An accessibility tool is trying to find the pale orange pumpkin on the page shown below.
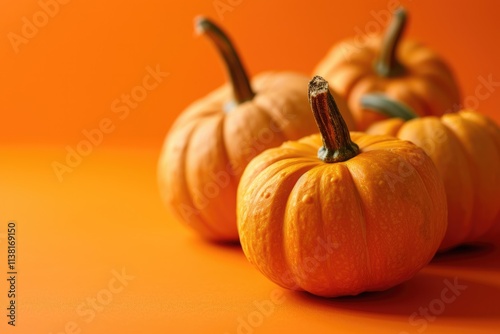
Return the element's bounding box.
[313,7,461,130]
[237,76,447,297]
[158,18,354,242]
[363,94,500,250]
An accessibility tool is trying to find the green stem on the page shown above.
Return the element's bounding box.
[360,93,418,120]
[374,7,407,77]
[195,17,254,104]
[308,76,359,163]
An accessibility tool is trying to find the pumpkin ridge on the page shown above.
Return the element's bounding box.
[256,161,317,289]
[218,112,236,177]
[418,73,459,113]
[403,51,443,67]
[250,71,276,91]
[316,167,331,285]
[441,116,498,239]
[400,152,442,265]
[334,163,375,293]
[412,65,461,108]
[167,120,223,239]
[295,134,325,152]
[376,81,422,117]
[394,137,448,246]
[260,158,320,185]
[281,169,307,291]
[169,101,223,133]
[347,154,398,289]
[170,83,236,131]
[283,165,331,293]
[342,161,373,288]
[252,95,291,140]
[261,101,295,141]
[325,56,373,76]
[348,135,398,152]
[262,147,320,166]
[405,80,438,117]
[408,57,450,70]
[281,163,327,291]
[184,113,237,239]
[251,77,307,141]
[341,69,377,102]
[404,147,448,259]
[398,40,422,59]
[346,144,444,289]
[414,119,473,249]
[461,112,500,152]
[319,41,375,73]
[439,118,477,239]
[222,102,275,170]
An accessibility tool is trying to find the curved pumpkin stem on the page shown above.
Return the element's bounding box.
[360,93,418,120]
[309,76,359,163]
[375,7,407,77]
[195,17,254,104]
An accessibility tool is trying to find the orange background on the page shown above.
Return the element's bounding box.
[1,0,499,333]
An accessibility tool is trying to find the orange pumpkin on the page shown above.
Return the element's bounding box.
[158,18,354,242]
[313,7,461,130]
[363,94,500,250]
[237,76,447,297]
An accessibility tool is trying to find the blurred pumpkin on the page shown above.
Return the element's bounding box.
[158,18,354,242]
[237,76,447,297]
[363,93,500,250]
[313,7,461,130]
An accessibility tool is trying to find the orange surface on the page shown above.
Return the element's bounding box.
[1,0,500,333]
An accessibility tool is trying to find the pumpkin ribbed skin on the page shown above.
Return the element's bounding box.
[158,72,353,241]
[366,111,500,250]
[237,132,447,296]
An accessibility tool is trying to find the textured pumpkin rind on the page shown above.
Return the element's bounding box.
[314,34,461,130]
[158,72,346,241]
[366,112,500,250]
[440,113,500,241]
[459,111,500,240]
[237,132,447,297]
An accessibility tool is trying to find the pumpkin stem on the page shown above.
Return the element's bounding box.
[361,93,418,120]
[375,7,407,77]
[309,76,359,163]
[195,17,254,104]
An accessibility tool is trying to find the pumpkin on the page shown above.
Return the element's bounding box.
[237,76,447,297]
[313,7,461,130]
[158,18,355,242]
[363,93,500,250]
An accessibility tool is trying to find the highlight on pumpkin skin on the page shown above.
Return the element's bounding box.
[195,16,254,104]
[308,76,359,163]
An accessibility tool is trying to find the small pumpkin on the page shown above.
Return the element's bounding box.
[363,94,500,250]
[313,7,461,130]
[237,76,447,297]
[158,18,355,242]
